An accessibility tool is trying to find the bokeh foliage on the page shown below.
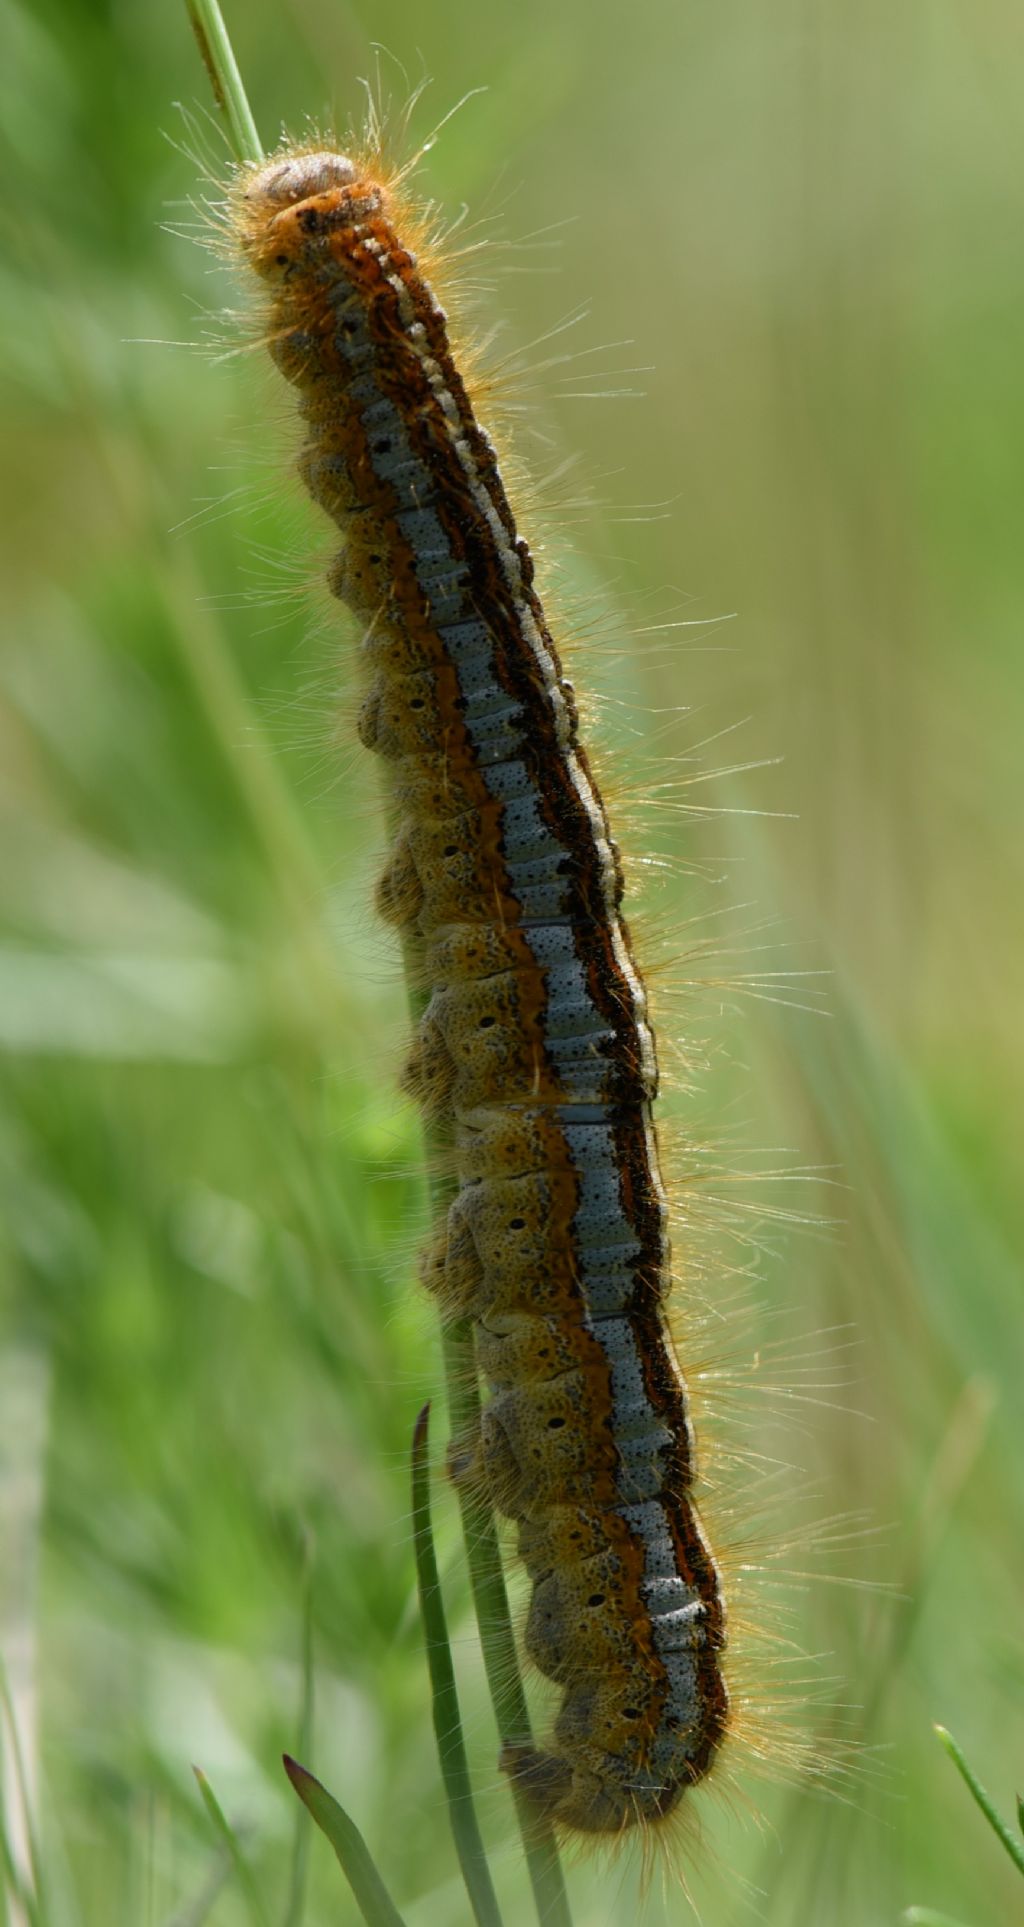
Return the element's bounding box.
[1,1,1022,1922]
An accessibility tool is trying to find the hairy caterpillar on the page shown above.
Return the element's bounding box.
[233,139,729,1839]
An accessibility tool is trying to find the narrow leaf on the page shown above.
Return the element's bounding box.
[0,1822,42,1927]
[184,0,263,164]
[283,1547,315,1927]
[0,1665,44,1927]
[162,1852,232,1927]
[282,1758,406,1927]
[411,1406,504,1927]
[934,1726,1024,1879]
[192,1768,271,1927]
[404,955,573,1927]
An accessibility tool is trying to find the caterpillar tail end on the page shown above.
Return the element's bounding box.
[501,1741,670,1836]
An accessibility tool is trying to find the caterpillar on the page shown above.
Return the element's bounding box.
[233,139,729,1838]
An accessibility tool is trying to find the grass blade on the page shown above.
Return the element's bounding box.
[282,1758,406,1927]
[283,1551,315,1927]
[903,1910,973,1927]
[184,0,263,165]
[934,1726,1024,1879]
[162,1852,232,1927]
[437,1315,573,1927]
[0,1663,44,1927]
[0,1792,9,1927]
[0,1822,41,1927]
[191,1768,270,1927]
[411,1406,504,1927]
[406,940,573,1927]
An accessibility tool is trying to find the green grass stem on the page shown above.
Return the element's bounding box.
[0,1824,41,1927]
[282,1760,407,1927]
[283,1553,316,1927]
[191,1769,271,1927]
[934,1726,1024,1880]
[163,1855,233,1927]
[185,0,263,165]
[439,1320,573,1927]
[0,1666,45,1927]
[408,965,573,1927]
[411,1405,505,1927]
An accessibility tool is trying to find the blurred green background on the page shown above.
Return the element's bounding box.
[2,2,1022,1922]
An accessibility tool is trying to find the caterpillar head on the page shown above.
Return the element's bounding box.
[238,148,386,281]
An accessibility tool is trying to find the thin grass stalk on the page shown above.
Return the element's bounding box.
[162,1853,233,1927]
[184,0,262,164]
[0,1665,44,1927]
[409,976,573,1927]
[191,1770,270,1927]
[0,1801,10,1927]
[934,1726,1024,1880]
[283,1553,315,1927]
[0,1813,41,1927]
[0,1832,37,1927]
[411,1406,504,1927]
[282,1761,407,1927]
